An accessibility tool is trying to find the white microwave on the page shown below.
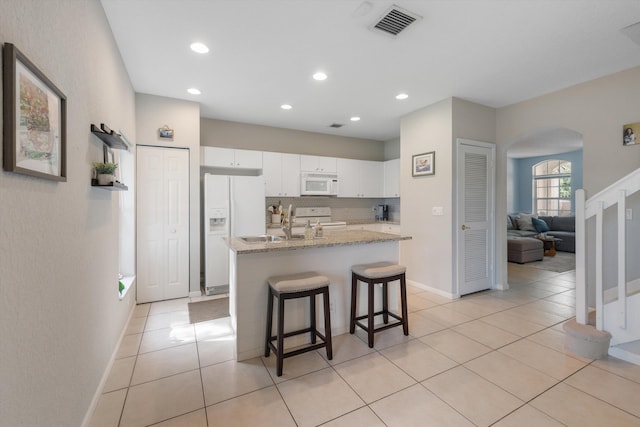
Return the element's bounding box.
[300,173,338,196]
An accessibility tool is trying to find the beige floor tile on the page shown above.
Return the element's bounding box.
[317,333,375,365]
[354,325,412,349]
[132,303,150,318]
[480,312,547,337]
[116,333,142,359]
[408,311,448,338]
[152,409,207,426]
[528,280,574,293]
[460,294,519,311]
[371,383,474,426]
[499,339,587,380]
[527,327,592,362]
[452,320,521,349]
[138,324,195,354]
[120,370,204,427]
[322,407,385,427]
[446,299,505,318]
[543,292,576,307]
[201,358,273,405]
[277,368,365,427]
[194,316,234,341]
[484,289,540,305]
[406,285,424,294]
[130,343,199,385]
[144,310,190,332]
[149,297,190,315]
[197,336,235,367]
[205,386,296,427]
[334,352,416,403]
[89,389,127,427]
[464,351,558,401]
[415,291,453,305]
[419,329,491,363]
[422,366,523,426]
[418,306,475,327]
[530,383,640,426]
[262,349,329,383]
[564,365,640,417]
[381,339,458,381]
[125,316,147,335]
[522,299,576,318]
[501,306,567,327]
[103,356,135,392]
[407,292,440,312]
[507,285,556,299]
[592,355,640,384]
[492,404,564,427]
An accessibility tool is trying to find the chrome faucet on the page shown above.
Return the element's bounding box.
[281,204,293,239]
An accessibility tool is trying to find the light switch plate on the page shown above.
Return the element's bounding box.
[432,206,444,216]
[626,208,633,220]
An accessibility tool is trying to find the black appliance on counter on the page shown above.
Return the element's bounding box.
[376,204,389,221]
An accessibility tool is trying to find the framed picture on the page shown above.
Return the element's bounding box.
[158,125,174,139]
[3,43,67,181]
[412,151,435,177]
[623,122,639,146]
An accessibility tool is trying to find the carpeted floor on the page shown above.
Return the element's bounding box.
[527,251,576,273]
[188,297,229,324]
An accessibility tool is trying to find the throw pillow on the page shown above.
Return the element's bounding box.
[532,217,550,233]
[516,213,537,232]
[506,215,514,230]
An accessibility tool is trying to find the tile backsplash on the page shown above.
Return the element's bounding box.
[266,197,400,223]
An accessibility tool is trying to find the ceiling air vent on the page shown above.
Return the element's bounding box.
[329,123,344,128]
[371,5,421,37]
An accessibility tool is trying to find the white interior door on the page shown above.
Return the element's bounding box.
[137,146,190,303]
[456,139,495,296]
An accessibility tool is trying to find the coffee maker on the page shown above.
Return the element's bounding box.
[376,204,389,221]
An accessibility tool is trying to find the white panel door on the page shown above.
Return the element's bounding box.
[137,146,190,303]
[456,139,495,296]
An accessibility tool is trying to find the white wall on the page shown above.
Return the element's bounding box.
[136,93,201,295]
[0,1,136,425]
[496,66,640,293]
[400,98,454,294]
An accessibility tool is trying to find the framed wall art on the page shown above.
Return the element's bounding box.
[3,43,67,181]
[412,151,435,177]
[623,122,639,146]
[158,125,174,139]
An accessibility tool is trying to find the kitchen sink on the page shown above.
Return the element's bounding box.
[239,234,305,243]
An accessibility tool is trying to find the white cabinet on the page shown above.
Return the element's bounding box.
[337,158,384,198]
[379,223,401,234]
[384,158,400,198]
[201,147,262,169]
[263,152,300,197]
[300,155,337,173]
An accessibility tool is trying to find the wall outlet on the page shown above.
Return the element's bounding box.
[432,206,444,216]
[626,208,633,220]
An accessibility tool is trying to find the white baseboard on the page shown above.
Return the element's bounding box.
[81,300,136,427]
[407,279,456,300]
[189,290,203,298]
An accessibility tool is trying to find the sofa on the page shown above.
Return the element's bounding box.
[507,213,575,260]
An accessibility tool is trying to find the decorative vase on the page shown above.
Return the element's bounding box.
[98,174,114,185]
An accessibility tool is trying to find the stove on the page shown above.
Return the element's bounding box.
[294,207,347,230]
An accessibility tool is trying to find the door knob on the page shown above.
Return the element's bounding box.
[461,224,470,230]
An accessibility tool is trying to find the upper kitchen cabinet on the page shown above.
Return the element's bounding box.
[201,146,263,169]
[300,155,337,173]
[384,158,400,197]
[337,158,384,198]
[263,152,300,197]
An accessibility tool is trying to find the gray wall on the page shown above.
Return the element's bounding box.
[0,0,136,425]
[201,117,386,160]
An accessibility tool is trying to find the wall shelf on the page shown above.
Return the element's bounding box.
[90,123,128,150]
[91,179,128,191]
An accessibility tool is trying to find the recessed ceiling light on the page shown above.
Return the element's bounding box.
[350,116,361,122]
[190,42,209,54]
[281,104,292,110]
[187,88,201,95]
[313,72,327,81]
[395,93,409,100]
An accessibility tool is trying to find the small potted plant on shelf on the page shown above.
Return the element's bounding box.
[92,162,118,185]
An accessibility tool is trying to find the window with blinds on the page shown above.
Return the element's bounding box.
[532,160,571,216]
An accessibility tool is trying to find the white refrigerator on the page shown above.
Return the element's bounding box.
[204,173,266,295]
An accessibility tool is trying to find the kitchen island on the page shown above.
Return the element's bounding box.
[227,230,411,361]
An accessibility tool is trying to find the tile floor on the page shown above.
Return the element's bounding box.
[90,262,640,426]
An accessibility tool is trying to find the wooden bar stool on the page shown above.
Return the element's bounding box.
[264,271,333,376]
[350,262,408,348]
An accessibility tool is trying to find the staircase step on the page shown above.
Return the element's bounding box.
[563,319,612,359]
[609,340,640,366]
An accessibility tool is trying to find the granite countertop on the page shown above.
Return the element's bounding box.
[266,220,400,229]
[229,229,411,254]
